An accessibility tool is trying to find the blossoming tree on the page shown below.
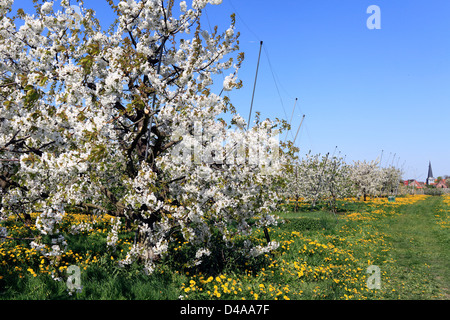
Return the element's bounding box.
[0,0,284,274]
[349,159,382,201]
[286,152,354,212]
[379,166,402,196]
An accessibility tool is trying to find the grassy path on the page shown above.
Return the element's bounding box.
[382,196,450,299]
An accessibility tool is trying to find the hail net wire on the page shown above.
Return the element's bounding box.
[228,0,297,134]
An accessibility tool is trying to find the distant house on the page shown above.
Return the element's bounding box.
[405,179,423,189]
[436,179,448,189]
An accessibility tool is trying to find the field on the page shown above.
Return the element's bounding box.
[1,194,449,300]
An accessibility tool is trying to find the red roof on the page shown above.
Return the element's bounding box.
[436,179,448,188]
[405,180,423,188]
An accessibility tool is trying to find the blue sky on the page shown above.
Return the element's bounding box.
[14,0,450,180]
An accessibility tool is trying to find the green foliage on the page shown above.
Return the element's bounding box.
[424,188,444,196]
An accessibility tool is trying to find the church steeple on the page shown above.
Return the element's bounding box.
[426,161,435,185]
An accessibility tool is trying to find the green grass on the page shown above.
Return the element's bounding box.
[1,195,449,300]
[381,196,450,299]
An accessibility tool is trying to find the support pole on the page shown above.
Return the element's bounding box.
[293,114,306,146]
[248,40,263,130]
[284,97,298,143]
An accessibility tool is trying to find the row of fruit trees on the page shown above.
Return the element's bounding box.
[286,152,402,212]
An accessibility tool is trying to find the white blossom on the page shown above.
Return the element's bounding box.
[249,241,279,257]
[180,1,187,12]
[223,73,238,91]
[41,2,53,14]
[106,217,122,248]
[195,247,211,259]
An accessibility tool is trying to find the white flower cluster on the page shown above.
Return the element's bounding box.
[40,2,53,14]
[189,247,211,266]
[118,243,142,268]
[106,217,122,249]
[223,74,238,91]
[248,241,279,258]
[69,221,95,235]
[35,208,65,236]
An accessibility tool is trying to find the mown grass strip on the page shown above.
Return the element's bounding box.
[382,195,449,299]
